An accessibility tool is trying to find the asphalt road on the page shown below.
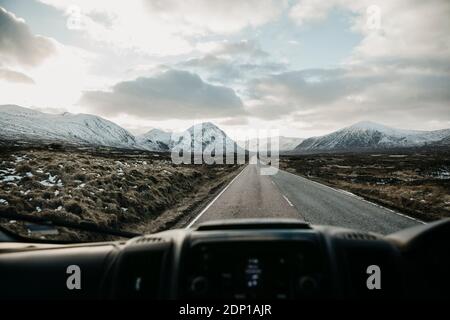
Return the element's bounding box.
[189,162,422,234]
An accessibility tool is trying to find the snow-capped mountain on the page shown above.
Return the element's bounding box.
[293,121,450,153]
[0,105,244,153]
[435,135,450,146]
[137,128,173,151]
[278,136,305,151]
[237,136,304,152]
[171,122,243,154]
[0,105,138,148]
[139,123,244,153]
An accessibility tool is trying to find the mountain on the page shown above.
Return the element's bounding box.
[237,136,304,152]
[140,123,244,153]
[171,122,243,154]
[137,128,172,151]
[0,105,138,148]
[0,105,243,153]
[433,134,450,146]
[293,121,450,153]
[278,136,305,151]
[11,104,447,155]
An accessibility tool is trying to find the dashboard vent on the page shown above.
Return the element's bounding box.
[340,232,379,241]
[134,236,165,244]
[196,219,310,231]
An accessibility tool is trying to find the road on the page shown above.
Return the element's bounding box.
[188,162,422,234]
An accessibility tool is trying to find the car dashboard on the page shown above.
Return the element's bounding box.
[0,219,449,300]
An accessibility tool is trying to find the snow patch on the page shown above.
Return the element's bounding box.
[1,175,21,183]
[39,173,63,187]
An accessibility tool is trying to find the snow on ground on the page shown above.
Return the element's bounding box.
[39,173,63,187]
[1,175,22,183]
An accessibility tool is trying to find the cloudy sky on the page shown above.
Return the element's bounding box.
[0,0,449,138]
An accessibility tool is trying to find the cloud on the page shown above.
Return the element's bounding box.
[10,0,448,135]
[178,40,286,85]
[0,6,95,109]
[0,7,55,66]
[80,69,246,120]
[0,68,35,84]
[143,0,287,34]
[239,0,450,131]
[349,1,450,75]
[179,54,286,85]
[0,38,100,111]
[38,1,286,55]
[181,55,231,70]
[245,65,450,130]
[41,0,286,34]
[38,1,192,56]
[247,68,364,111]
[289,0,334,25]
[196,40,269,58]
[289,0,450,67]
[218,117,249,126]
[179,55,241,84]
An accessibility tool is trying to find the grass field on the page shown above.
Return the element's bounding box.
[0,146,241,241]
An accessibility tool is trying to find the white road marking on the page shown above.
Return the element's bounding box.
[282,195,294,207]
[185,165,248,228]
[280,169,426,225]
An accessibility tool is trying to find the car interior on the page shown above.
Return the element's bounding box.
[1,218,449,300]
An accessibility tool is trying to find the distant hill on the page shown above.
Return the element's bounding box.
[293,121,450,154]
[0,105,138,149]
[137,128,172,151]
[171,122,244,154]
[237,136,304,152]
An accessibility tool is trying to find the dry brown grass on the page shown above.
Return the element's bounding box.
[0,147,241,241]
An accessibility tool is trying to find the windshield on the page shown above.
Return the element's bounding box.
[0,0,449,242]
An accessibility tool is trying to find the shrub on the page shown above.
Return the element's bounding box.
[15,164,32,174]
[64,200,83,215]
